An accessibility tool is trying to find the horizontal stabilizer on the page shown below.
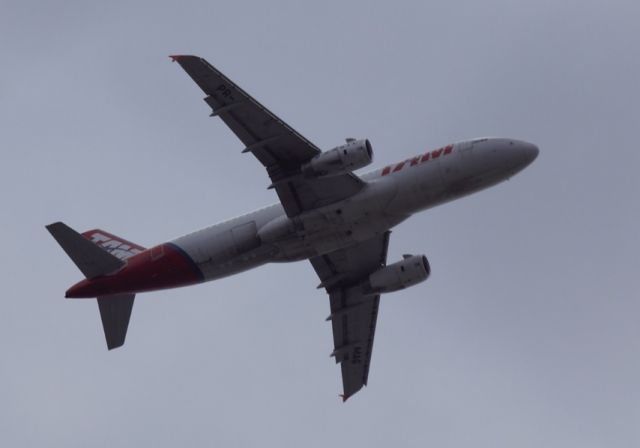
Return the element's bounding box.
[46,222,124,278]
[98,294,135,350]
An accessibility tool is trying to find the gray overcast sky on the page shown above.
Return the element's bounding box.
[2,1,639,446]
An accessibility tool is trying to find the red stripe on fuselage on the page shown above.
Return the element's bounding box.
[65,243,203,298]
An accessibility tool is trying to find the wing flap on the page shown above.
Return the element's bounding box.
[172,55,365,217]
[330,288,381,399]
[172,55,318,170]
[310,232,390,401]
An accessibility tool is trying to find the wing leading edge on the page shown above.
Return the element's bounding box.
[310,232,390,401]
[171,55,364,217]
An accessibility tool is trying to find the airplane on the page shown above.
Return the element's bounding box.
[46,55,539,401]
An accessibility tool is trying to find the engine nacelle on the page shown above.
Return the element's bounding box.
[366,255,430,294]
[302,139,373,177]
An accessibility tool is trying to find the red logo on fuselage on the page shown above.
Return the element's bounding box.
[381,144,453,176]
[87,232,144,260]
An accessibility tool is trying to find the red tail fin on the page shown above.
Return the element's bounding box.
[81,229,146,260]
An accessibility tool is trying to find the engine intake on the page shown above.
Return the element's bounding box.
[302,139,373,177]
[366,254,430,294]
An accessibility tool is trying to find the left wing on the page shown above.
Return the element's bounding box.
[310,232,390,401]
[171,55,364,217]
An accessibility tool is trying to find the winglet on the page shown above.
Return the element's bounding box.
[169,54,200,62]
[340,394,349,403]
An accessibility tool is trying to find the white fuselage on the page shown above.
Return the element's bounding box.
[171,138,538,282]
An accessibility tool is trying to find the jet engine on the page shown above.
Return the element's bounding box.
[302,139,373,177]
[366,254,430,294]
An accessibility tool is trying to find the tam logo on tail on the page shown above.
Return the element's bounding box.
[83,230,145,260]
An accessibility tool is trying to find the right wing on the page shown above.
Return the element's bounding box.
[171,55,365,217]
[310,232,390,401]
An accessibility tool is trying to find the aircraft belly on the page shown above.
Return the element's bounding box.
[171,211,282,281]
[271,216,393,261]
[197,245,276,281]
[173,230,277,281]
[272,205,406,260]
[170,175,405,272]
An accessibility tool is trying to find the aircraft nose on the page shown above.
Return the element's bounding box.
[522,142,539,165]
[511,140,539,169]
